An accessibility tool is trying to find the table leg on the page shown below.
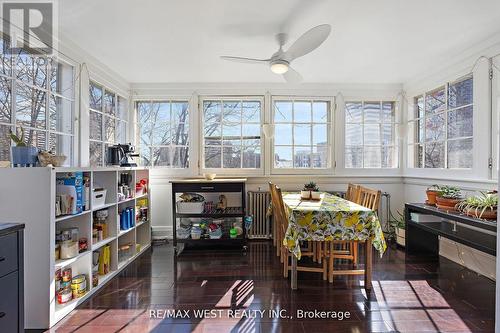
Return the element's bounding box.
[291,255,297,290]
[364,239,372,291]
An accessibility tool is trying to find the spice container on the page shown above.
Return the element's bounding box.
[79,238,88,253]
[62,268,72,282]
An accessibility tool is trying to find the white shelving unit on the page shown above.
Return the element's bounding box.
[0,167,151,329]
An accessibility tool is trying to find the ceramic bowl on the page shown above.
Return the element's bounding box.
[204,173,216,180]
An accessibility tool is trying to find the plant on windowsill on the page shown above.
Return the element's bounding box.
[456,192,498,220]
[435,185,463,211]
[301,181,320,200]
[426,184,441,206]
[9,128,39,167]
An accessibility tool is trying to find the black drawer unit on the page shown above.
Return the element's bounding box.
[0,223,24,333]
[405,203,496,257]
[171,179,247,253]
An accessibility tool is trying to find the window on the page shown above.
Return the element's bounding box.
[202,98,262,169]
[273,98,330,169]
[408,75,473,169]
[89,81,128,166]
[136,100,189,168]
[0,37,75,165]
[345,101,397,168]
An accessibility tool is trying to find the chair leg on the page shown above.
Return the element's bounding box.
[322,242,328,281]
[272,218,277,247]
[313,242,317,262]
[318,242,322,264]
[328,242,334,283]
[283,252,289,278]
[353,242,358,266]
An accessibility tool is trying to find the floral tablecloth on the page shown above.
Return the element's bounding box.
[282,192,386,259]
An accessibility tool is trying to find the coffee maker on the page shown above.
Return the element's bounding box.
[107,144,139,167]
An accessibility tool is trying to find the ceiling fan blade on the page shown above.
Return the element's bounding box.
[283,66,302,83]
[284,24,331,61]
[220,56,269,64]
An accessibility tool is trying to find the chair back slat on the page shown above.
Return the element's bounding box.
[346,183,361,203]
[269,183,288,234]
[358,186,381,212]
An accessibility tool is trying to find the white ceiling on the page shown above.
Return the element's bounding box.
[59,0,500,84]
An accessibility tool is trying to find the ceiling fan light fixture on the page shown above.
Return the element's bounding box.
[270,60,289,74]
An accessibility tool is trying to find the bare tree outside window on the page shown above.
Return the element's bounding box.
[136,100,189,168]
[203,98,261,169]
[409,75,473,169]
[89,81,128,166]
[0,36,74,165]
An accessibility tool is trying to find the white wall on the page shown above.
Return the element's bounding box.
[56,33,132,167]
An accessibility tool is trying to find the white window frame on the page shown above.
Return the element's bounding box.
[199,95,265,176]
[88,79,128,167]
[404,59,491,182]
[408,74,473,170]
[270,96,334,175]
[344,100,398,169]
[134,99,190,169]
[0,45,76,166]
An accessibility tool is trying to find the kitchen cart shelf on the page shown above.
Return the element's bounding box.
[175,210,245,218]
[56,210,91,223]
[0,167,151,329]
[171,179,247,253]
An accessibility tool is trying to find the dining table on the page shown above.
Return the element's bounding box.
[281,192,386,290]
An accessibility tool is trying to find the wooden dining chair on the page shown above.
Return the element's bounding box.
[346,183,361,202]
[318,185,381,283]
[322,184,361,265]
[345,186,381,268]
[268,183,327,280]
[358,186,382,212]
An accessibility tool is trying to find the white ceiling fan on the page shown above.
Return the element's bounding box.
[220,24,331,83]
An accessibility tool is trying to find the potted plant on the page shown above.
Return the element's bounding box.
[426,184,441,205]
[456,192,498,220]
[435,185,463,211]
[9,128,38,167]
[301,181,320,200]
[390,211,406,247]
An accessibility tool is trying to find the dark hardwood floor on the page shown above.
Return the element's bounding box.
[48,241,495,333]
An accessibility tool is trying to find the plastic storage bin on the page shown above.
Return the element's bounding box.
[177,201,204,214]
[92,188,107,209]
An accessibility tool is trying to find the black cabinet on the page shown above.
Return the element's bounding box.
[0,223,24,333]
[405,203,496,257]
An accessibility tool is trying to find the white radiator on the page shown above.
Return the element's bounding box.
[247,191,272,239]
